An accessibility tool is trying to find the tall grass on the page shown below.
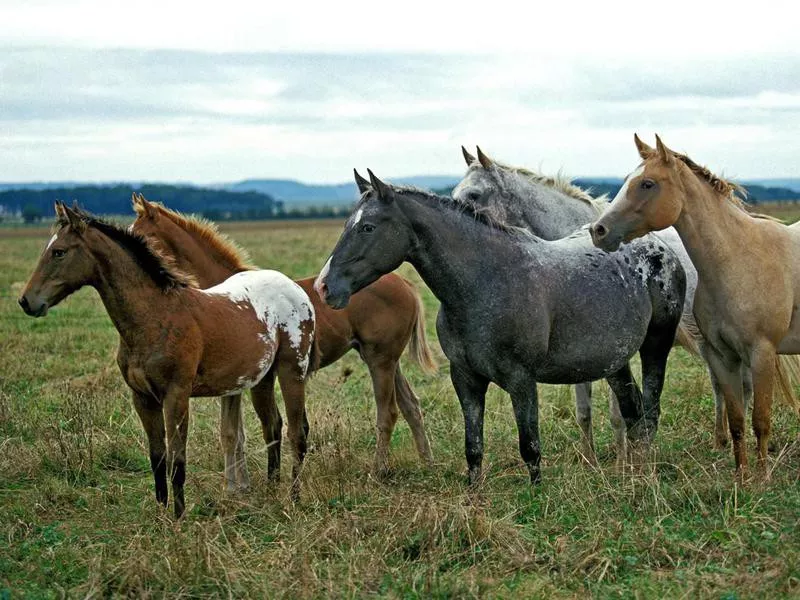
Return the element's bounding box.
[1,219,799,598]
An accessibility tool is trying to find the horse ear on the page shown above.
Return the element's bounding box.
[367,169,392,203]
[133,193,158,220]
[353,169,371,194]
[655,134,674,166]
[54,201,66,219]
[62,203,87,234]
[461,145,476,166]
[476,146,493,169]
[634,133,654,159]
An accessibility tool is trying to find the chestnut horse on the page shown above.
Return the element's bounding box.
[130,194,435,477]
[18,203,316,516]
[592,135,800,478]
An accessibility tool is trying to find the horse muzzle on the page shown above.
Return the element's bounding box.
[590,221,623,252]
[18,294,48,317]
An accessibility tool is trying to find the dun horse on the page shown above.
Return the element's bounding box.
[316,171,686,484]
[130,194,436,477]
[592,135,800,477]
[453,146,800,456]
[18,203,316,516]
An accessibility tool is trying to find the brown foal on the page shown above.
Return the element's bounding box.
[131,194,436,476]
[19,203,317,516]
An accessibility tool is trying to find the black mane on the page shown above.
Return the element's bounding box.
[361,184,534,238]
[59,209,195,290]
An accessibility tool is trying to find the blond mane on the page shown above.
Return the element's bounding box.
[670,151,780,222]
[134,199,255,271]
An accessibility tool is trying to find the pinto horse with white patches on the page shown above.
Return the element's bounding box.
[18,203,316,517]
[131,193,436,478]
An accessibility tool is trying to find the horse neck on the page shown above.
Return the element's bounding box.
[398,194,530,309]
[154,225,239,288]
[503,177,598,240]
[86,230,181,344]
[671,173,752,279]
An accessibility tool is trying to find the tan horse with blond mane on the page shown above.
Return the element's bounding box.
[18,203,317,516]
[130,194,436,477]
[592,135,800,477]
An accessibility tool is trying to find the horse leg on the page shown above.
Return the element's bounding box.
[607,388,627,470]
[508,378,542,484]
[162,386,191,518]
[131,391,168,508]
[235,394,250,490]
[394,365,434,466]
[704,347,747,477]
[276,361,308,501]
[750,342,776,475]
[450,363,489,485]
[635,325,676,451]
[573,382,597,466]
[249,368,282,482]
[219,393,249,492]
[703,339,730,449]
[605,363,643,467]
[362,348,400,477]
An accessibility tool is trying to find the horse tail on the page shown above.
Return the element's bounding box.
[674,320,702,358]
[774,355,800,415]
[407,287,438,375]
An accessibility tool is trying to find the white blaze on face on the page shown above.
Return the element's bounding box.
[314,256,332,298]
[45,233,58,250]
[611,164,645,205]
[352,208,363,227]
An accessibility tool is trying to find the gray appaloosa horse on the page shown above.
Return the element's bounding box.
[315,170,686,485]
[451,146,777,455]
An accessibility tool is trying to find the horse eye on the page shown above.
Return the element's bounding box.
[641,179,656,190]
[466,190,482,202]
[360,223,375,233]
[52,248,67,258]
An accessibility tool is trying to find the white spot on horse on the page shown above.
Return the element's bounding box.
[353,208,363,226]
[45,234,58,250]
[204,269,316,387]
[612,164,645,205]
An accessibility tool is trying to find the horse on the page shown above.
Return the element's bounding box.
[452,146,800,456]
[591,134,800,478]
[130,194,436,478]
[315,170,686,485]
[18,202,317,516]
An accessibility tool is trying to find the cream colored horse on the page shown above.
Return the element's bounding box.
[591,134,800,477]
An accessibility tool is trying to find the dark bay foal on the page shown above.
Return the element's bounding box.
[19,203,316,516]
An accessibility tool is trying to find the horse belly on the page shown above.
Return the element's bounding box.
[536,299,650,384]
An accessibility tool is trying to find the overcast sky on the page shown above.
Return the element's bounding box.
[1,0,798,183]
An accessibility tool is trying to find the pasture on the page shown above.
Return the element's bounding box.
[2,217,800,598]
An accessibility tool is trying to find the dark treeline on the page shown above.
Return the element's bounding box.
[1,184,285,222]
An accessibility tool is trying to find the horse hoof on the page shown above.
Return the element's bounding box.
[714,437,729,450]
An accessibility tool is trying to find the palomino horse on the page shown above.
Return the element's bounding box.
[130,194,435,478]
[452,147,800,456]
[591,135,800,477]
[315,170,686,485]
[18,203,316,516]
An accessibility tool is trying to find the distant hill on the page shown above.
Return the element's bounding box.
[1,175,798,219]
[224,176,462,207]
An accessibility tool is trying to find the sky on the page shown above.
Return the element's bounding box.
[1,0,799,184]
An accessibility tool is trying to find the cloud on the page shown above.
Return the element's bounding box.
[0,48,798,181]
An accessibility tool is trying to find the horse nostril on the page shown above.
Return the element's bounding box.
[18,296,29,312]
[593,223,608,239]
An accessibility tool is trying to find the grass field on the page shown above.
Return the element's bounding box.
[2,214,800,598]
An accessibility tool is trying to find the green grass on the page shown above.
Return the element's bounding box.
[1,219,800,598]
